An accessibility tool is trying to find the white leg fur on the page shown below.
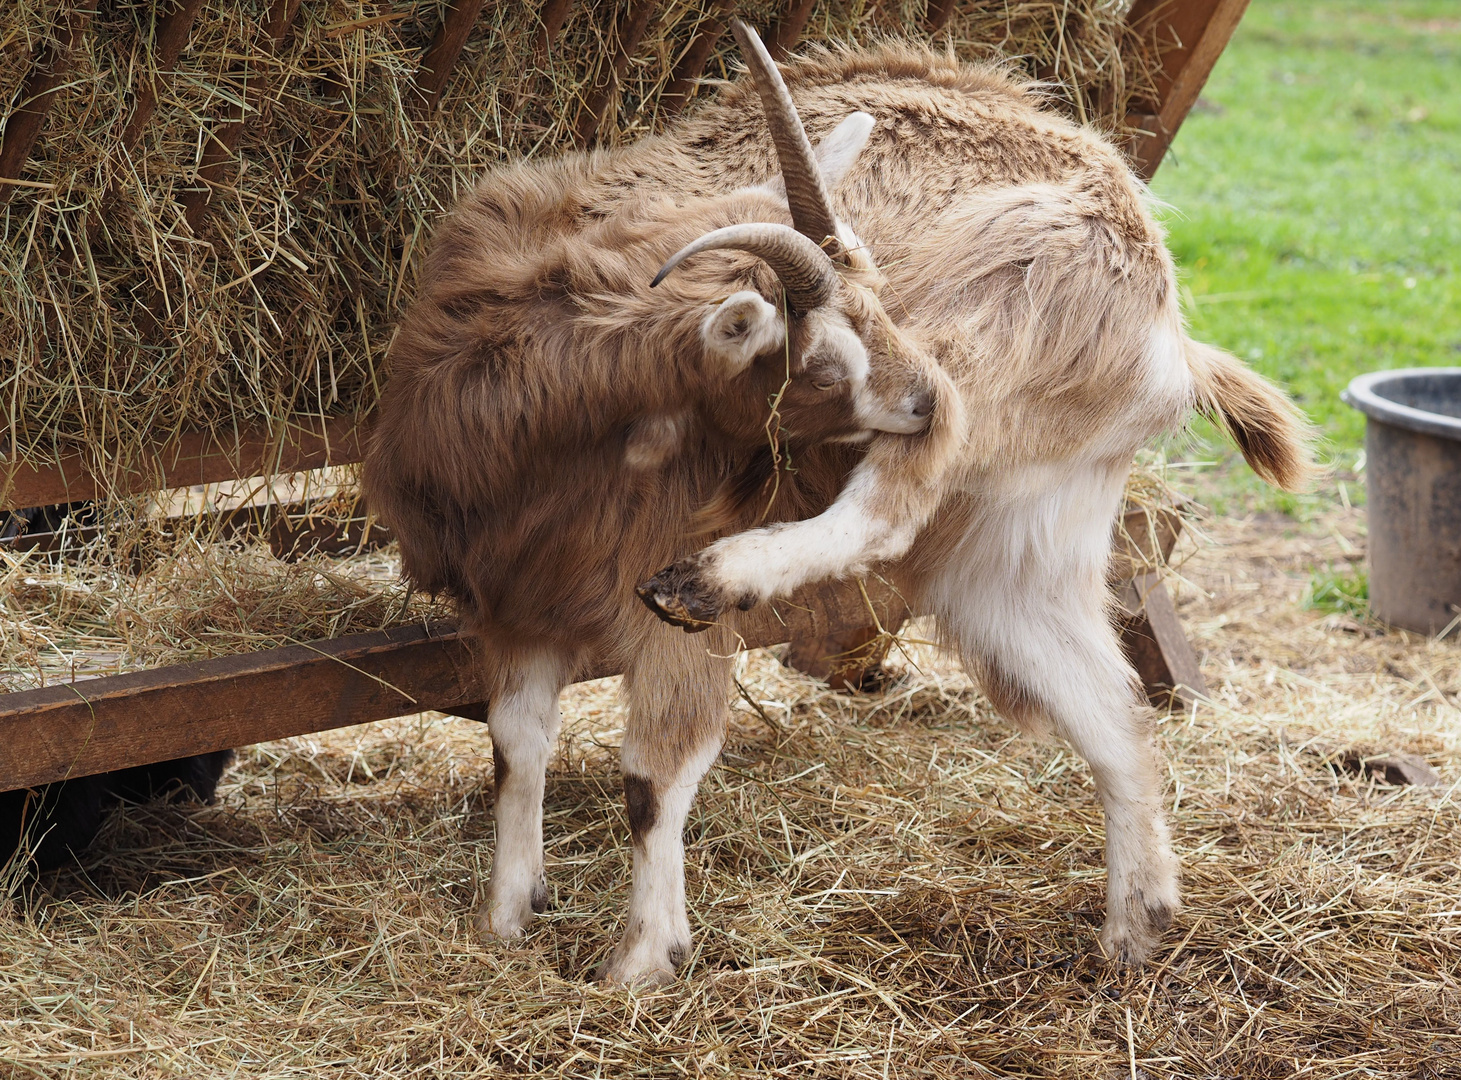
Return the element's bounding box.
[927,460,1180,962]
[477,651,568,941]
[598,738,722,986]
[697,463,915,605]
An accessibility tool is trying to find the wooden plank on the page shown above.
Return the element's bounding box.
[0,10,89,208]
[1110,498,1186,581]
[658,1,734,118]
[575,0,660,145]
[1125,0,1251,179]
[0,577,890,792]
[770,0,819,60]
[0,624,481,791]
[180,0,304,232]
[1117,573,1208,709]
[410,0,488,118]
[1112,500,1208,709]
[0,415,364,511]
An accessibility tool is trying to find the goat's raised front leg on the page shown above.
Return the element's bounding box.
[931,466,1180,963]
[640,446,949,634]
[597,627,732,985]
[477,648,571,941]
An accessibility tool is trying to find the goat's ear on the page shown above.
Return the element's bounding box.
[746,112,875,204]
[701,290,784,374]
[815,112,875,190]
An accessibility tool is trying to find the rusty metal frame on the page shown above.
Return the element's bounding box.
[573,0,661,145]
[0,0,1240,792]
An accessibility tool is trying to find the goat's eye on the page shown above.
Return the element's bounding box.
[808,366,843,390]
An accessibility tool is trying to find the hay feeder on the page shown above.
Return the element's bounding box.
[0,1,1245,830]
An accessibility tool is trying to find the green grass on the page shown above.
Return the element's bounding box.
[1151,0,1461,484]
[1302,566,1370,616]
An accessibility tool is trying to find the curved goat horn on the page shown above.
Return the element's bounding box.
[730,19,840,253]
[651,223,838,314]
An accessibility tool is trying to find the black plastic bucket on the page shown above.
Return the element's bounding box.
[1342,368,1461,634]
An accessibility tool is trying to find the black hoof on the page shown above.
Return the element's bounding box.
[636,559,723,633]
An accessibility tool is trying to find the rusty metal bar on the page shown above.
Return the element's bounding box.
[118,0,208,151]
[410,0,489,117]
[57,0,205,267]
[924,0,958,32]
[658,0,734,119]
[770,0,818,60]
[536,0,575,57]
[0,10,89,209]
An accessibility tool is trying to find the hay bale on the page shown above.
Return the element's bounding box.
[0,0,1158,485]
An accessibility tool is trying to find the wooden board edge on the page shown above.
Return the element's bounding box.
[0,577,899,791]
[1124,0,1252,179]
[1,415,365,511]
[0,623,473,790]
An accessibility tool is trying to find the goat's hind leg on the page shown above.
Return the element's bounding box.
[476,647,572,941]
[971,601,1177,962]
[597,627,732,986]
[935,482,1180,963]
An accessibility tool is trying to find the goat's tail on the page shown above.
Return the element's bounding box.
[1184,339,1315,492]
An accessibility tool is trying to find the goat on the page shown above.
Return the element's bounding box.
[371,22,1311,983]
[362,60,963,984]
[629,24,1313,969]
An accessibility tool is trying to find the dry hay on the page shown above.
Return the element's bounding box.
[0,491,449,693]
[1,495,1457,1077]
[0,0,1163,487]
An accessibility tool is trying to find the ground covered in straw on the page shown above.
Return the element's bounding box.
[1,491,1458,1078]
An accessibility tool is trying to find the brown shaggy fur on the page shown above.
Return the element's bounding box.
[364,136,949,675]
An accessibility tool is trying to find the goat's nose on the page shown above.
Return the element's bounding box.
[909,389,935,418]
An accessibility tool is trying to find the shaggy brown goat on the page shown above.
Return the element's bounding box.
[363,40,963,984]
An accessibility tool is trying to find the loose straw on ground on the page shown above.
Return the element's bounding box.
[0,492,1456,1078]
